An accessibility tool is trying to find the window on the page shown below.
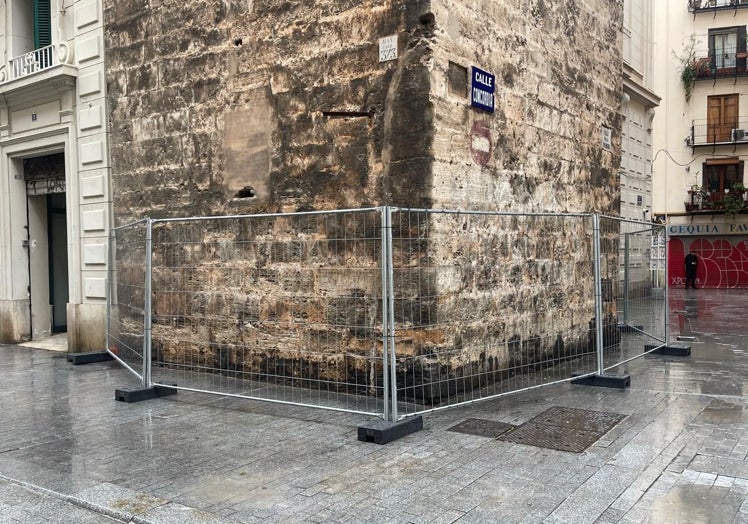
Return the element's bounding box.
[708,26,746,71]
[34,0,51,49]
[707,94,738,143]
[703,159,744,201]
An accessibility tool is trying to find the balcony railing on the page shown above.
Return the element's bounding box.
[689,0,748,11]
[1,45,56,84]
[693,47,748,80]
[690,118,748,147]
[684,187,748,215]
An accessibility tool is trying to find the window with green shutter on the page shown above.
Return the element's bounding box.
[33,0,51,49]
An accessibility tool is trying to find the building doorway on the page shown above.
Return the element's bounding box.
[24,153,68,338]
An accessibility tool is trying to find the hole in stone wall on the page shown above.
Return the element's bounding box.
[448,61,468,97]
[235,186,255,198]
[233,38,243,46]
[322,110,375,118]
[419,12,436,28]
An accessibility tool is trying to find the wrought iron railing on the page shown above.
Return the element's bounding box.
[692,46,748,80]
[689,0,748,11]
[689,118,748,147]
[684,187,748,214]
[3,45,56,83]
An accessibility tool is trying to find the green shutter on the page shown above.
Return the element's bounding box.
[33,0,51,49]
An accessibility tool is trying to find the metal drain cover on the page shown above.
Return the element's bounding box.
[499,406,625,453]
[448,418,516,438]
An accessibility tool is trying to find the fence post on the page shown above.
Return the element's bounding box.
[143,219,153,388]
[593,214,605,376]
[623,232,630,327]
[384,206,398,423]
[106,229,113,355]
[380,206,391,422]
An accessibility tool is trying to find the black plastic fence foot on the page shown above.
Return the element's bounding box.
[358,416,423,444]
[115,385,177,403]
[645,343,691,356]
[67,351,114,365]
[571,373,631,389]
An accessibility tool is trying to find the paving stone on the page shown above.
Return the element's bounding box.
[1,289,747,522]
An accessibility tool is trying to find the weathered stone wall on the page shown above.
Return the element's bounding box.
[105,0,624,402]
[105,0,435,221]
[429,0,623,213]
[411,0,624,391]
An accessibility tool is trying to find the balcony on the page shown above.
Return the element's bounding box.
[684,186,748,215]
[692,48,748,81]
[689,0,748,12]
[689,118,748,147]
[0,43,76,99]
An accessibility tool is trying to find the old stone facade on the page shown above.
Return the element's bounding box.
[105,0,624,399]
[106,0,622,217]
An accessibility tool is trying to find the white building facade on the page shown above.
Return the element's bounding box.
[652,0,748,288]
[621,0,660,223]
[0,0,110,349]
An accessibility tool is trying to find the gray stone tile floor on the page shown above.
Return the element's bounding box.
[1,288,747,523]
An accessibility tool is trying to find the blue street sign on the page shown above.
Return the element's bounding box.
[471,66,495,113]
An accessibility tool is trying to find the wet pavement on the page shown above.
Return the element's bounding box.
[1,288,747,523]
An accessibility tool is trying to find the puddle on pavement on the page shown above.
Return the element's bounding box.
[699,399,745,423]
[184,477,258,503]
[650,485,740,523]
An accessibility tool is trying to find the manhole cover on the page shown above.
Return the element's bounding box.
[499,406,625,453]
[448,418,515,438]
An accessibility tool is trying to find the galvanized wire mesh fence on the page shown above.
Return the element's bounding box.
[145,209,387,416]
[107,219,149,382]
[389,210,599,418]
[603,216,668,371]
[107,208,668,421]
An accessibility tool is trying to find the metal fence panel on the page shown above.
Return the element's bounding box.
[388,210,599,418]
[146,210,386,416]
[107,220,149,382]
[106,209,668,421]
[601,216,668,370]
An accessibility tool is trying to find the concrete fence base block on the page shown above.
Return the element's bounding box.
[67,351,114,365]
[645,343,691,356]
[571,373,631,389]
[115,385,177,403]
[358,416,423,444]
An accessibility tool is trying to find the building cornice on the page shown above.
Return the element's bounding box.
[622,75,661,109]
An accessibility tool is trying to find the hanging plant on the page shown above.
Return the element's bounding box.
[723,193,744,219]
[673,35,700,103]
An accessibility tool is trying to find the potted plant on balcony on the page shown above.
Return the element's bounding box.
[687,184,708,210]
[723,191,744,219]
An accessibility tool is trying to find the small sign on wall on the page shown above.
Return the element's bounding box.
[601,126,612,151]
[471,66,495,113]
[379,35,398,63]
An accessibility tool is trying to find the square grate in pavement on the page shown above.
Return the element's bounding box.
[448,418,516,438]
[498,406,626,453]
